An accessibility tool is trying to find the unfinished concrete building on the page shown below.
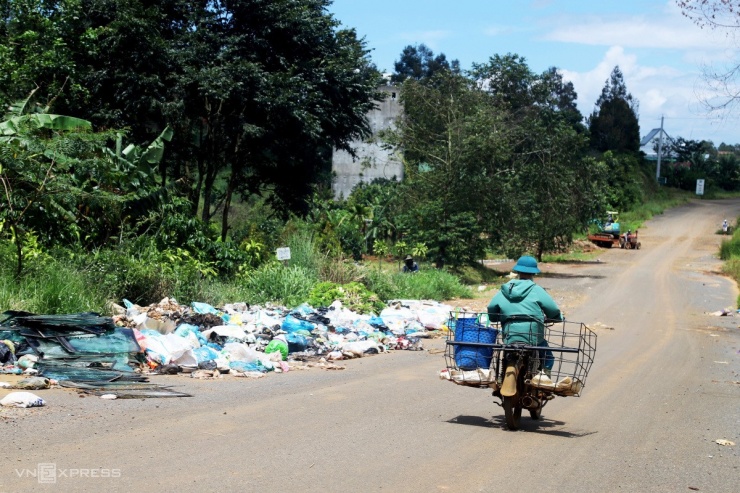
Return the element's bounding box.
[332,85,403,199]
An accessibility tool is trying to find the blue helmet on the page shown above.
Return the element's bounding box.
[512,255,540,274]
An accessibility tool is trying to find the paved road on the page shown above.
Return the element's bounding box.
[2,199,739,493]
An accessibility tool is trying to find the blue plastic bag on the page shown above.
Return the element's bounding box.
[191,302,219,315]
[174,324,207,344]
[286,333,309,353]
[229,361,265,373]
[193,346,220,364]
[291,304,314,317]
[281,315,316,333]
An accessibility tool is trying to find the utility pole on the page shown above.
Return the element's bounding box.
[656,116,664,181]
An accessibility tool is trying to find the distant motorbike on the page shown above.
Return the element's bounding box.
[441,313,596,430]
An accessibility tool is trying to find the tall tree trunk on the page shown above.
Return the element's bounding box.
[11,224,23,279]
[190,121,208,217]
[221,138,244,241]
[201,164,216,223]
[191,156,205,218]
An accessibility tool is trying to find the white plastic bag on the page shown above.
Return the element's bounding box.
[223,342,259,363]
[1,391,46,408]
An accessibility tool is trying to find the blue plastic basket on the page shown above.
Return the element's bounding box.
[453,314,498,370]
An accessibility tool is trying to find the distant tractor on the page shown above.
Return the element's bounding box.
[588,211,622,248]
[619,229,641,249]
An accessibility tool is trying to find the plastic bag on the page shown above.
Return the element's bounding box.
[281,315,315,334]
[264,339,288,361]
[191,301,219,315]
[202,325,248,341]
[192,346,220,364]
[286,333,309,353]
[0,341,14,364]
[229,361,264,373]
[223,342,259,363]
[174,324,207,345]
[1,392,45,408]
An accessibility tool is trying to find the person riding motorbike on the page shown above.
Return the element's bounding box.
[487,255,563,375]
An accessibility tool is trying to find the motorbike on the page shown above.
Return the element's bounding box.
[441,313,597,430]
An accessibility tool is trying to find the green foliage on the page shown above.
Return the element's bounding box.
[0,243,107,314]
[588,66,640,154]
[363,269,472,302]
[241,263,318,308]
[308,281,385,314]
[81,241,214,306]
[136,197,247,276]
[411,242,428,259]
[392,44,459,83]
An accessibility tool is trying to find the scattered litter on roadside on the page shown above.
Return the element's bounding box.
[0,391,45,408]
[715,439,735,446]
[11,377,51,390]
[708,308,733,316]
[590,322,615,331]
[0,298,453,402]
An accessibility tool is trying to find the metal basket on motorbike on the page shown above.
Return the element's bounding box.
[443,313,596,391]
[525,319,597,397]
[442,312,597,429]
[441,311,502,388]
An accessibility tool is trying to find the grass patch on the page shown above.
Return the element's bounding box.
[365,268,473,302]
[0,257,109,314]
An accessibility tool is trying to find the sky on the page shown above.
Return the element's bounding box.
[328,0,740,146]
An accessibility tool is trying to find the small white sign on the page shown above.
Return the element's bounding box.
[696,179,705,196]
[276,247,291,261]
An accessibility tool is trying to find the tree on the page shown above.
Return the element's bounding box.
[535,67,586,132]
[391,44,460,83]
[0,91,111,275]
[678,0,740,110]
[588,66,640,153]
[470,53,537,111]
[1,0,383,242]
[386,71,512,266]
[387,54,604,264]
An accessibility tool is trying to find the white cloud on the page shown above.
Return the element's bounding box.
[547,2,740,143]
[561,46,739,143]
[397,30,451,51]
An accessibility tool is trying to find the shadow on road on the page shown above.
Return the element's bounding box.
[447,414,598,438]
[539,272,606,280]
[549,260,606,265]
[446,415,497,428]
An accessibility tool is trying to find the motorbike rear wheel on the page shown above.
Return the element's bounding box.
[502,396,522,430]
[529,406,542,420]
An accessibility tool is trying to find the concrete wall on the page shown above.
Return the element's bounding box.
[332,86,404,199]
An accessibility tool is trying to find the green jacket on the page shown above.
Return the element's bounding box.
[487,279,562,344]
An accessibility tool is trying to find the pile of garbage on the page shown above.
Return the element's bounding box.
[1,298,454,397]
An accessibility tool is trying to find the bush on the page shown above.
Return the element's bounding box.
[392,270,473,300]
[241,263,317,308]
[308,281,384,314]
[720,235,740,261]
[80,241,213,305]
[0,251,108,314]
[363,268,472,302]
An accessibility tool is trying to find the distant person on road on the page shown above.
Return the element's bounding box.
[488,256,562,374]
[722,219,729,234]
[402,255,419,273]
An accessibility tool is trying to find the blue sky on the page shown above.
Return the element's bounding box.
[329,0,740,146]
